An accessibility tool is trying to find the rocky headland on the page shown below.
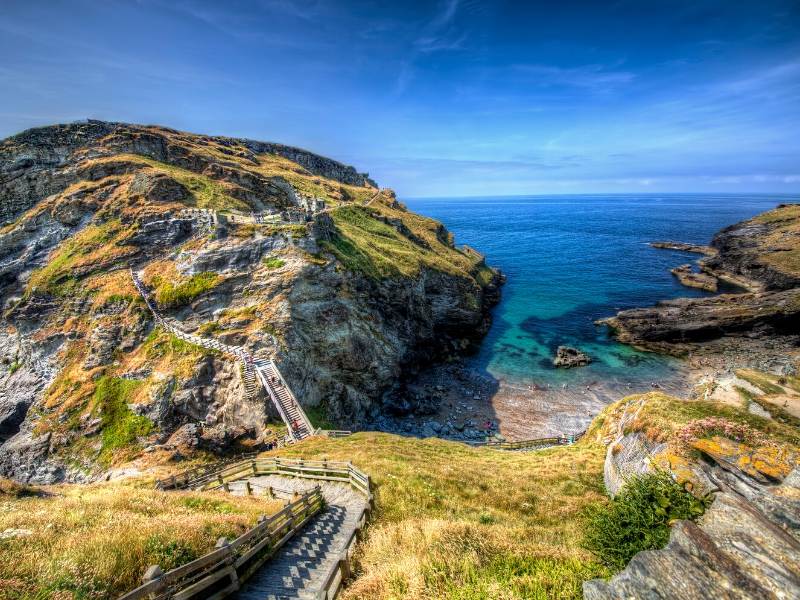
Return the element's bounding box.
[0,121,501,483]
[601,204,800,370]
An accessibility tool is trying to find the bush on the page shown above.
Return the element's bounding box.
[583,471,710,572]
[154,272,219,308]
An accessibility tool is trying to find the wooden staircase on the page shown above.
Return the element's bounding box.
[255,358,314,441]
[130,268,315,441]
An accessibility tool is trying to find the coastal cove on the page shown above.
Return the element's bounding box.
[401,194,794,438]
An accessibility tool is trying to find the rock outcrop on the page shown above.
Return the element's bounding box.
[586,391,800,599]
[602,204,800,356]
[584,472,800,599]
[0,121,501,482]
[553,345,592,368]
[670,264,718,292]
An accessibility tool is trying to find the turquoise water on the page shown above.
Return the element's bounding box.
[403,194,793,390]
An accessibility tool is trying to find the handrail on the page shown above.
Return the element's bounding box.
[118,487,324,600]
[264,360,315,435]
[129,267,315,440]
[470,430,585,450]
[127,456,373,600]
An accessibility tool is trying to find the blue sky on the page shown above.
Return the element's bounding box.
[1,0,799,196]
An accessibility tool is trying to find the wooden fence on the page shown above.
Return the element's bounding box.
[119,487,324,600]
[129,456,373,600]
[471,431,585,451]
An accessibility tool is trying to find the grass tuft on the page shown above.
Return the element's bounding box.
[93,376,152,463]
[153,272,220,308]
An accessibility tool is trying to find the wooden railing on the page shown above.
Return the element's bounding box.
[119,487,324,600]
[318,429,353,439]
[128,456,373,600]
[159,457,373,505]
[471,431,585,451]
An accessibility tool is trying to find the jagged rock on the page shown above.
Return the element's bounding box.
[604,204,800,354]
[600,289,800,354]
[650,241,717,255]
[671,264,718,292]
[129,172,188,203]
[553,345,591,368]
[0,121,502,482]
[584,471,800,600]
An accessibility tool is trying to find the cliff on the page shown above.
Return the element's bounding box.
[600,203,800,357]
[0,121,501,483]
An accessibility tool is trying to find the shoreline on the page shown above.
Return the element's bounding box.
[369,358,693,442]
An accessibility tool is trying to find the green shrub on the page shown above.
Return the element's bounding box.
[144,536,198,571]
[155,272,220,308]
[8,361,21,375]
[94,376,152,461]
[263,256,285,269]
[582,471,710,572]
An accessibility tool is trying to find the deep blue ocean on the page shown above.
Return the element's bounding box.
[403,194,794,390]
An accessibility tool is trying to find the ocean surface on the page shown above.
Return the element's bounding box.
[403,194,793,392]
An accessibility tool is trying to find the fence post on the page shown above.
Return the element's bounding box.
[143,564,163,584]
[142,564,163,599]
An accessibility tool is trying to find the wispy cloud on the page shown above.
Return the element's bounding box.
[395,0,466,93]
[511,63,636,92]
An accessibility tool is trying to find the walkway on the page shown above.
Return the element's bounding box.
[228,476,369,600]
[129,268,315,440]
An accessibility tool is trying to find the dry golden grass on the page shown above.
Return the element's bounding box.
[0,480,283,600]
[752,203,800,277]
[260,432,609,599]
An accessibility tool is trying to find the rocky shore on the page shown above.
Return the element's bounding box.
[602,204,800,369]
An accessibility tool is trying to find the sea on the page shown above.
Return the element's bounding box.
[403,194,794,395]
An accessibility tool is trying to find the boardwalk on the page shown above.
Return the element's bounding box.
[229,476,369,600]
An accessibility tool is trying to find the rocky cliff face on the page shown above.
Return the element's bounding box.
[584,391,800,599]
[601,204,800,358]
[0,121,500,483]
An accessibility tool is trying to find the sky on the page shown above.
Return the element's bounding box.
[1,0,799,197]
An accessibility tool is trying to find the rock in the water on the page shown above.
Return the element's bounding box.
[553,346,591,368]
[671,264,718,292]
[650,241,717,256]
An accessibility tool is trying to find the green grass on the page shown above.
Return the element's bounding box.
[736,369,787,395]
[154,272,220,308]
[617,391,800,446]
[8,361,21,375]
[0,481,284,599]
[263,256,286,269]
[322,205,450,279]
[93,376,152,462]
[304,404,335,430]
[582,471,710,572]
[143,327,218,358]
